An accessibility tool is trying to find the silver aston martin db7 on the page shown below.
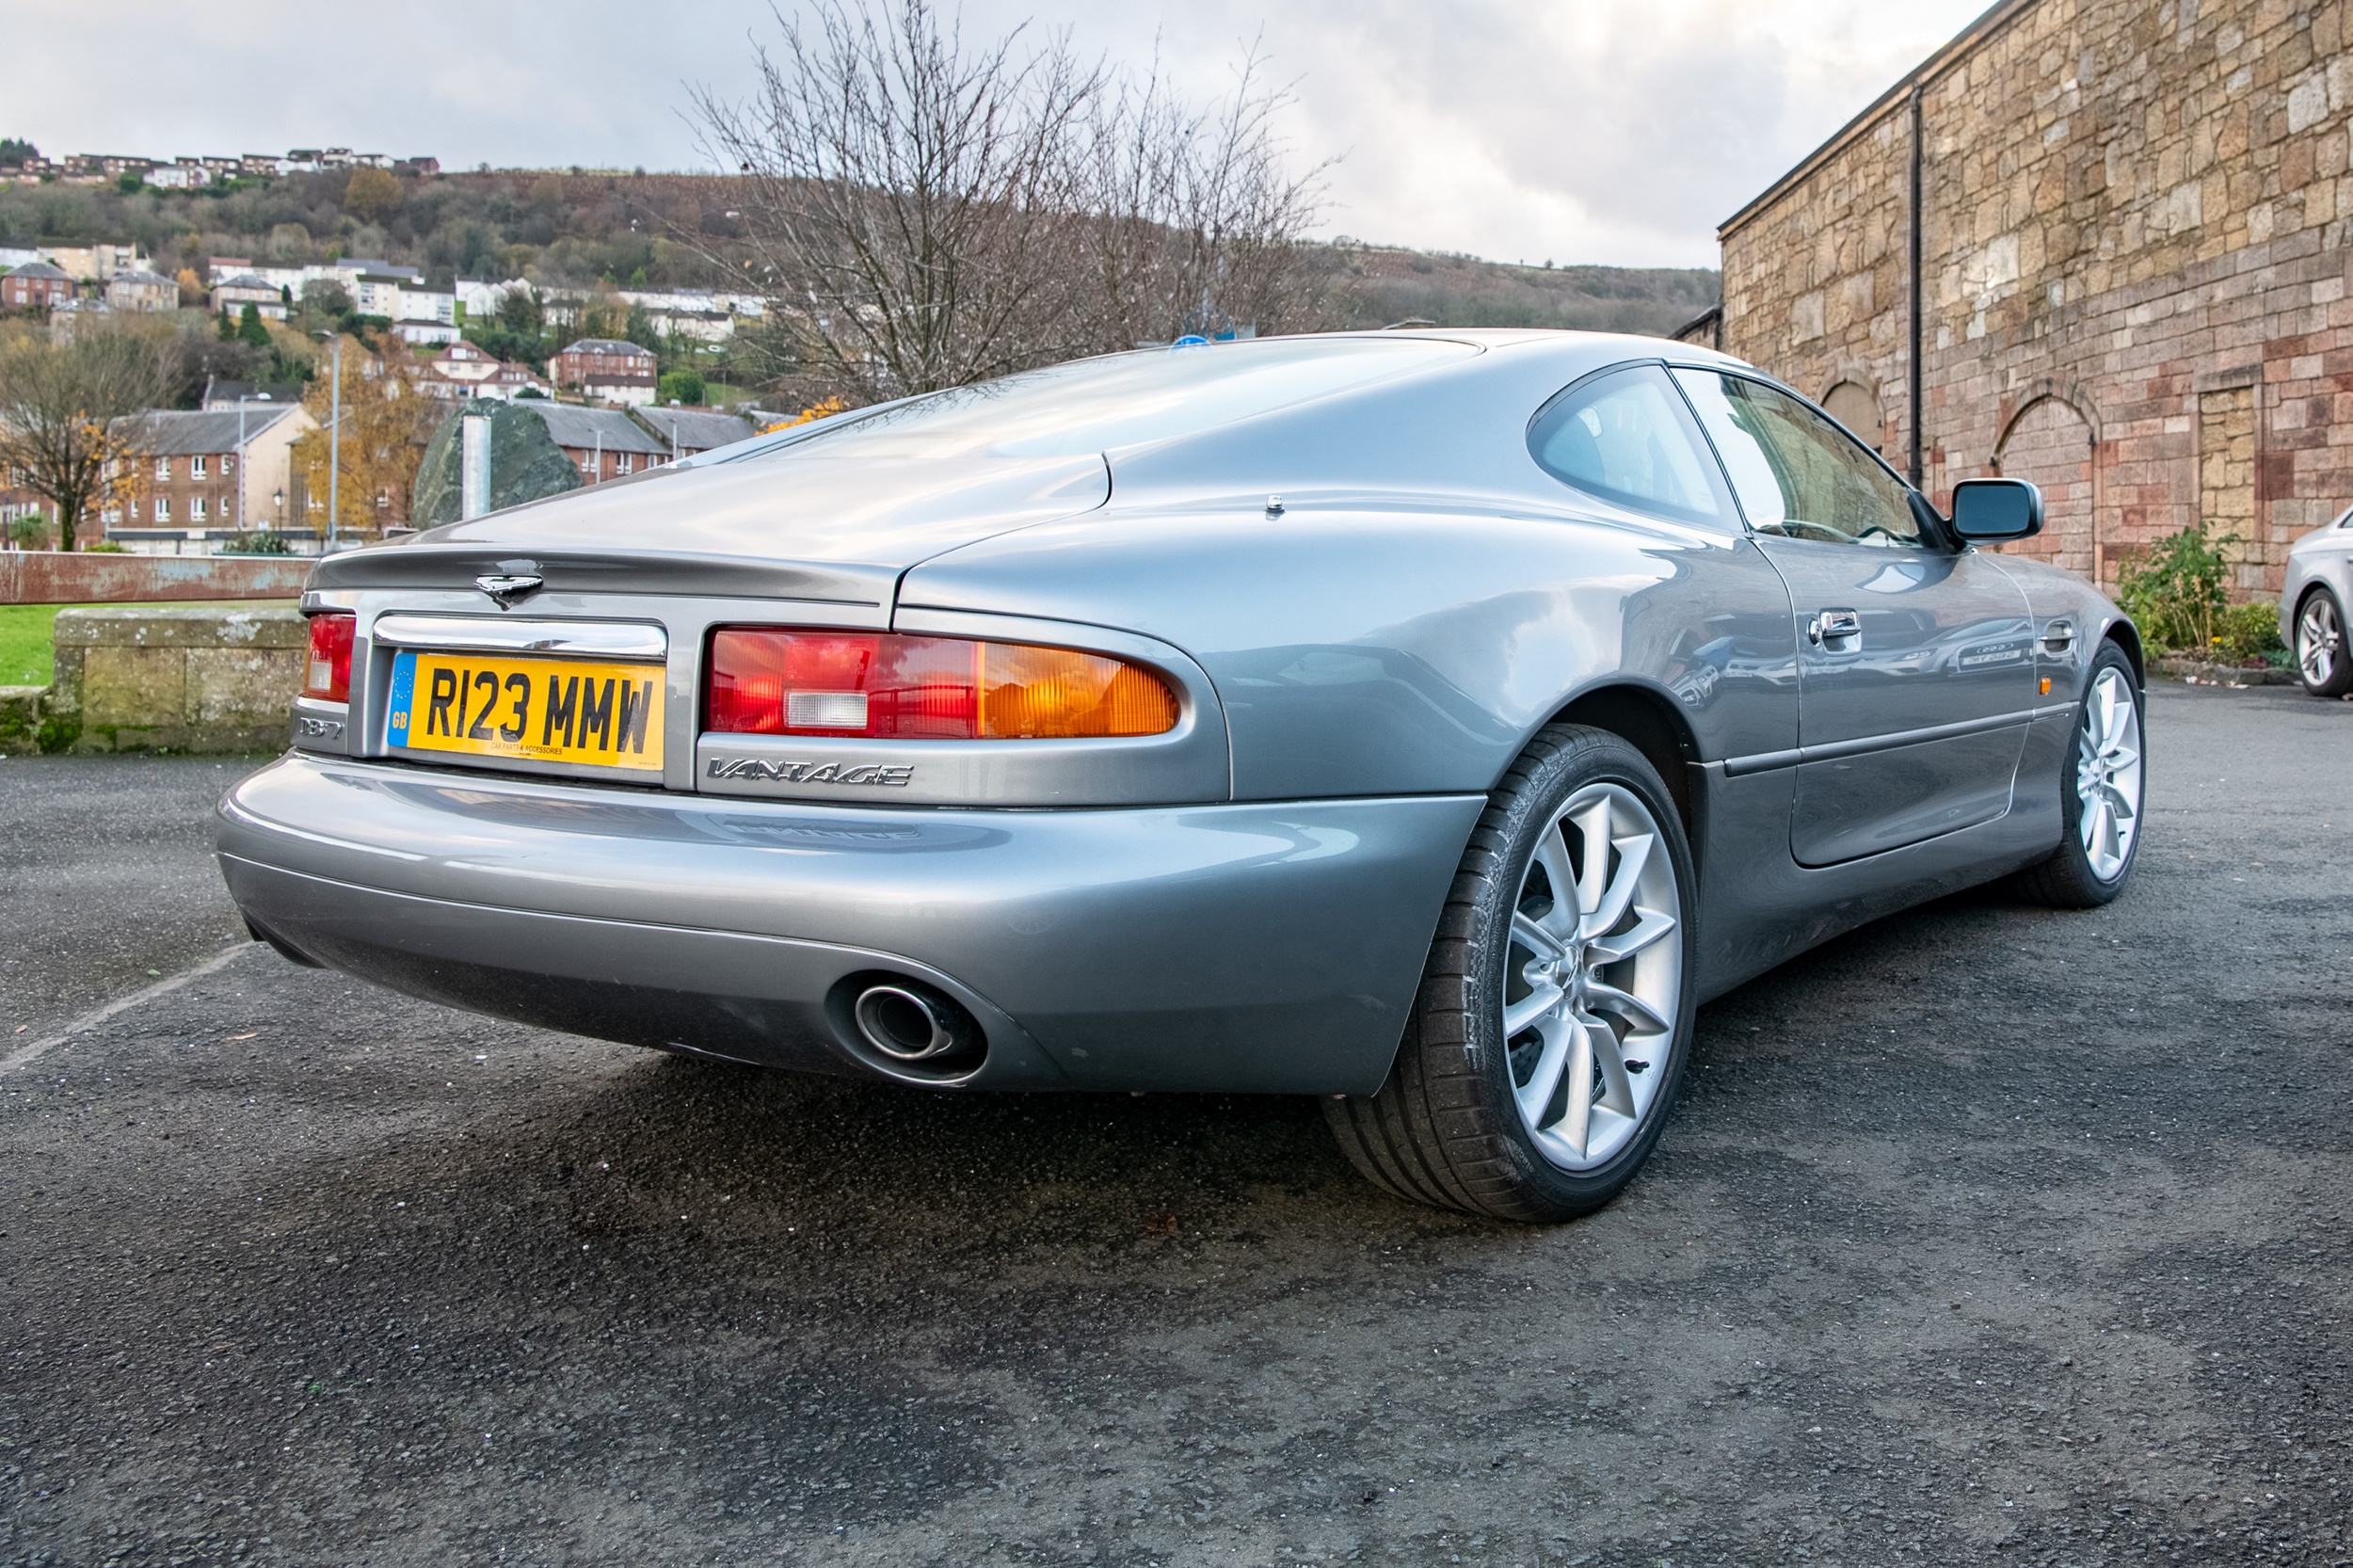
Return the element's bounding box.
[217,330,2147,1222]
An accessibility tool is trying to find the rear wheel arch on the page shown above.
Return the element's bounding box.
[1545,683,1700,853]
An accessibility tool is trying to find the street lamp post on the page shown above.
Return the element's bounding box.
[311,331,342,551]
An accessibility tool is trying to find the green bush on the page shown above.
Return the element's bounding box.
[2213,600,2283,663]
[83,540,126,553]
[217,530,292,555]
[2117,522,2234,652]
[7,515,48,549]
[659,369,707,406]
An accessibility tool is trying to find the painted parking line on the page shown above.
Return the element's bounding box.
[2,944,261,1075]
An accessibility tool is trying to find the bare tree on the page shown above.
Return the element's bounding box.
[693,1,1325,404]
[0,323,173,552]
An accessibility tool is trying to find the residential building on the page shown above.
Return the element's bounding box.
[2,262,75,310]
[416,342,550,402]
[1717,0,2353,597]
[634,406,756,459]
[210,275,288,320]
[520,404,668,483]
[147,161,210,190]
[552,338,659,405]
[108,405,319,541]
[46,297,113,340]
[38,241,148,283]
[105,268,178,313]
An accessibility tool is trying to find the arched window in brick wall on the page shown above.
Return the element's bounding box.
[1993,395,2098,584]
[1820,382,1884,459]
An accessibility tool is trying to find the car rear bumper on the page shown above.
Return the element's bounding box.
[216,755,1482,1094]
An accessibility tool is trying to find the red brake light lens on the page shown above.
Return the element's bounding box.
[706,630,1178,740]
[303,611,355,702]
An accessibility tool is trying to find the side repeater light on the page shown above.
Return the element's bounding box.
[706,630,1179,740]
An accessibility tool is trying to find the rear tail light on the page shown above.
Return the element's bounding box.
[303,612,355,702]
[707,630,1179,740]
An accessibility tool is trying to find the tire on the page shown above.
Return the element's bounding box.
[2295,587,2353,697]
[1324,724,1699,1223]
[2009,641,2146,908]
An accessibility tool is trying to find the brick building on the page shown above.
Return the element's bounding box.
[1716,0,2353,597]
[551,338,659,406]
[108,406,319,539]
[520,404,669,483]
[2,261,74,309]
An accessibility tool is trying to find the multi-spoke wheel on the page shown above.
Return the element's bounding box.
[2011,642,2146,907]
[2296,588,2353,697]
[1501,782,1682,1172]
[1324,725,1697,1222]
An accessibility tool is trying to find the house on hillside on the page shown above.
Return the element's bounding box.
[38,241,147,282]
[1716,0,2353,597]
[634,407,755,460]
[416,342,550,402]
[105,269,178,313]
[2,262,75,310]
[104,405,319,546]
[552,338,659,406]
[517,404,667,483]
[210,275,287,320]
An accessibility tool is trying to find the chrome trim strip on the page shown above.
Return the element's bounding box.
[1722,707,2041,777]
[370,614,667,661]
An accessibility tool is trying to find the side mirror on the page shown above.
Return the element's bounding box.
[1949,477,2044,541]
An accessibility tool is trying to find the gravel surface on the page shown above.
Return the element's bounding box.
[3,682,2348,1567]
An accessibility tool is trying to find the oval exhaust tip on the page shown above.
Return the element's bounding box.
[853,983,980,1063]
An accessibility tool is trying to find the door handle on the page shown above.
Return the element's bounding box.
[2042,618,2076,652]
[1808,609,1862,648]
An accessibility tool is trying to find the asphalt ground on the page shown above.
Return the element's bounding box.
[2,682,2348,1568]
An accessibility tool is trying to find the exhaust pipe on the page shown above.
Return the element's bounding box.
[852,982,982,1064]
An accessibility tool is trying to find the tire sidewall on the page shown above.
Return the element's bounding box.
[1465,733,1700,1213]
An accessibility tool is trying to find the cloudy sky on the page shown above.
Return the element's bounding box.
[4,0,1988,268]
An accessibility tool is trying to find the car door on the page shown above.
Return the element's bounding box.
[1672,368,2038,867]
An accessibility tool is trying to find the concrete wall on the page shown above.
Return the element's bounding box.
[1720,0,2353,596]
[0,551,314,605]
[44,605,304,753]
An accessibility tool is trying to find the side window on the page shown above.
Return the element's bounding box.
[1673,369,1924,547]
[1527,364,1733,527]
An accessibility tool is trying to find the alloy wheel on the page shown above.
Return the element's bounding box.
[1502,782,1683,1171]
[2075,666,2143,882]
[2299,595,2344,687]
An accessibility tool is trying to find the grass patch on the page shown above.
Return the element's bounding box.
[0,601,291,687]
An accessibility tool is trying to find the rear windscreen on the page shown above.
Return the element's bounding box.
[761,338,1480,460]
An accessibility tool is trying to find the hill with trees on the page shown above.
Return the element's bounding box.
[0,168,1717,344]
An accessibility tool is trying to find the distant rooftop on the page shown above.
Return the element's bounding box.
[118,407,302,454]
[559,338,657,359]
[520,404,665,454]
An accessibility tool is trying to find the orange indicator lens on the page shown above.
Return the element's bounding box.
[706,630,1178,740]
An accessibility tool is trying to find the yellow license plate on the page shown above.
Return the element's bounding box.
[387,650,664,773]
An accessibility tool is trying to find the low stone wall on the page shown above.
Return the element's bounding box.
[45,605,305,753]
[0,551,315,605]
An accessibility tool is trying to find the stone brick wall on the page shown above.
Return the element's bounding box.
[46,605,304,753]
[1720,0,2353,600]
[0,551,314,605]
